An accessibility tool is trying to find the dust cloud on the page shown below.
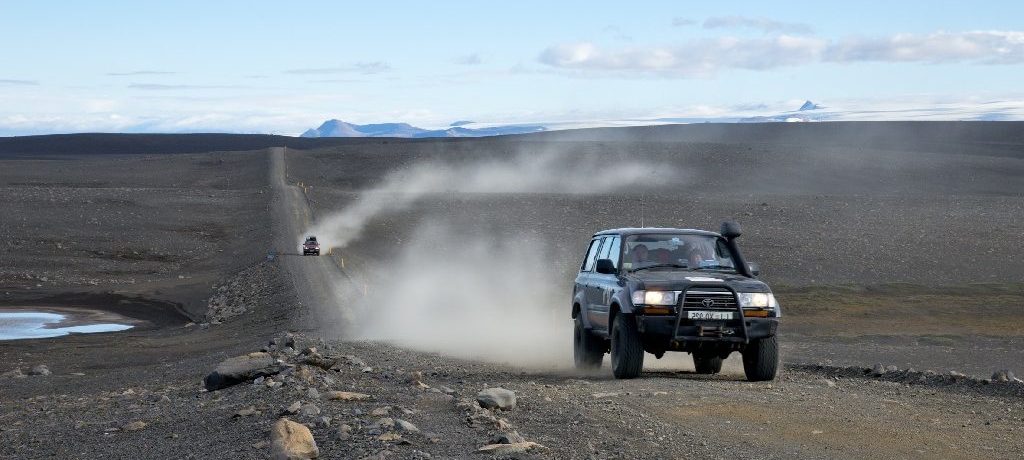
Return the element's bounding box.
[307,149,675,367]
[350,221,573,366]
[304,150,675,249]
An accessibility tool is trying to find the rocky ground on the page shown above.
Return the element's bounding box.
[6,330,1022,459]
[1,125,1023,459]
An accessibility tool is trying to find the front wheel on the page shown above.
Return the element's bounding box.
[573,315,604,370]
[610,312,644,379]
[742,336,778,381]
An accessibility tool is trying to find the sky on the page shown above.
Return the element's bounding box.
[1,1,1023,135]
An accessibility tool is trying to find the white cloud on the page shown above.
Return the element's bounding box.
[454,54,483,65]
[284,62,392,75]
[703,16,814,34]
[539,31,1024,76]
[128,83,242,90]
[825,31,1024,64]
[106,70,176,76]
[538,36,827,77]
[0,79,38,86]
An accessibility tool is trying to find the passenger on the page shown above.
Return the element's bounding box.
[630,244,650,264]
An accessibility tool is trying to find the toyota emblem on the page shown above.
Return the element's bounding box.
[701,298,715,308]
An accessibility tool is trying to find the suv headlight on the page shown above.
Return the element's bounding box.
[631,290,678,306]
[738,292,781,314]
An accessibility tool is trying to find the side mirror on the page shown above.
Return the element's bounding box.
[720,221,742,239]
[595,259,617,274]
[747,262,760,277]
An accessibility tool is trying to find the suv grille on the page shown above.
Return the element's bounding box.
[682,289,737,310]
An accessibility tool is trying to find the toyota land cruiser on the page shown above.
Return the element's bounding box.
[571,222,780,381]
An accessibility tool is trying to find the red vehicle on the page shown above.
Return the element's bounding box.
[302,236,320,256]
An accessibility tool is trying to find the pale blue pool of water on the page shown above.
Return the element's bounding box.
[0,311,133,340]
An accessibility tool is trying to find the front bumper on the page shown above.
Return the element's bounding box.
[638,315,778,344]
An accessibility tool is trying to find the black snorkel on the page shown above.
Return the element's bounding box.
[720,221,754,278]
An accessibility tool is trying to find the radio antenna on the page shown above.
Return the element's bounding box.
[640,191,645,228]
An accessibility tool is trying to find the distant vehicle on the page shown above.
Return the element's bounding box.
[302,236,320,256]
[571,222,780,381]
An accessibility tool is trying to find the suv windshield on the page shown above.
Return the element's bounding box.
[623,234,736,272]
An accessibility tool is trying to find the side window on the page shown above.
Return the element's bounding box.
[581,238,603,272]
[604,236,621,269]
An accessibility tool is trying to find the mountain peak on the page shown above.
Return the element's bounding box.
[301,119,546,138]
[798,100,822,111]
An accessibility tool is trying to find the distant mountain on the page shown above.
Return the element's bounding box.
[798,100,822,111]
[300,119,546,138]
[738,100,825,123]
[300,120,429,138]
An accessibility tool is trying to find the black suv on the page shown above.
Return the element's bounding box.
[302,236,320,256]
[572,222,780,381]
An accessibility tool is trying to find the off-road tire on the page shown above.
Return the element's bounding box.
[610,312,644,379]
[573,315,604,370]
[742,335,778,381]
[693,354,724,374]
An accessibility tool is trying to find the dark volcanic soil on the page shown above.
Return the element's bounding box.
[1,124,1023,459]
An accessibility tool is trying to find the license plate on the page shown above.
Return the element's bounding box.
[686,310,733,320]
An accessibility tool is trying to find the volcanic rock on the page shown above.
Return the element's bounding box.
[477,442,545,454]
[325,391,371,401]
[271,418,319,460]
[204,352,283,391]
[477,388,516,410]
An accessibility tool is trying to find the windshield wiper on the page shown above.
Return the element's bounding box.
[692,265,736,272]
[632,263,689,272]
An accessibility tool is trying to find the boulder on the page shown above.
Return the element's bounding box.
[1,368,25,379]
[204,352,283,391]
[29,365,51,376]
[299,403,321,418]
[992,369,1016,382]
[331,424,352,441]
[123,421,147,431]
[489,431,526,444]
[477,442,544,454]
[477,388,516,410]
[325,391,371,401]
[271,418,319,460]
[294,366,315,384]
[283,401,302,415]
[234,407,260,418]
[375,417,396,430]
[395,419,419,433]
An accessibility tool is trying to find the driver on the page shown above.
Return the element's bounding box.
[687,243,711,267]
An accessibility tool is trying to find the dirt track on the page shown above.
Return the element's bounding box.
[271,140,1024,459]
